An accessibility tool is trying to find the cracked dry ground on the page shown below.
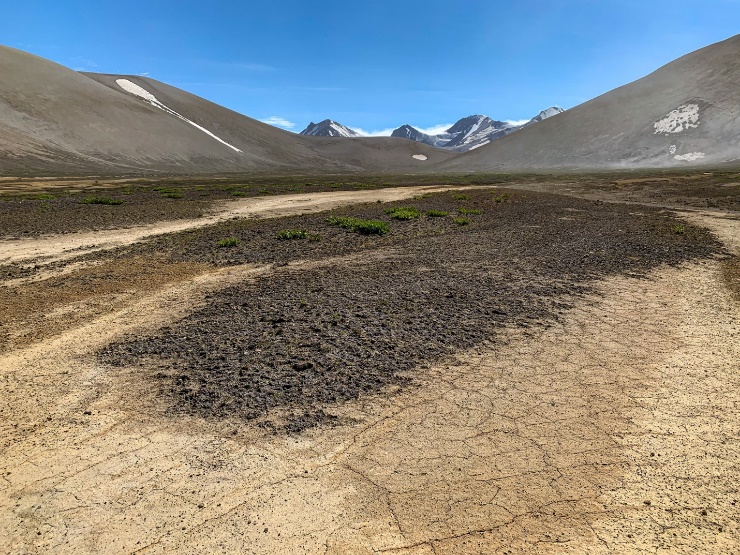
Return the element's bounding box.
[1,188,738,554]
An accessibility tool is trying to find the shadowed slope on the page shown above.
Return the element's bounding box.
[438,34,740,171]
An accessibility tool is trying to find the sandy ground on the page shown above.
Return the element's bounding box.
[0,190,738,553]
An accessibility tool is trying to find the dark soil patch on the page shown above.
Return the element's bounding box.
[0,192,213,239]
[131,188,719,270]
[2,170,737,238]
[546,172,740,211]
[98,190,724,432]
[0,179,396,238]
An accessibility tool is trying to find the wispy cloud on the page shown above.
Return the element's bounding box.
[138,72,150,77]
[351,123,453,137]
[351,127,395,137]
[70,56,98,71]
[505,119,530,126]
[416,123,453,135]
[261,116,296,129]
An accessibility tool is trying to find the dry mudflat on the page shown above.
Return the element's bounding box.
[0,175,738,554]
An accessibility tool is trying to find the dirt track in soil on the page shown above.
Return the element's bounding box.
[0,182,738,554]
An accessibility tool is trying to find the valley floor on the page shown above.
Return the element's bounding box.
[0,177,738,554]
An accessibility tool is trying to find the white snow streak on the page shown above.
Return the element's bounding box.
[412,154,428,161]
[116,79,242,153]
[468,140,490,150]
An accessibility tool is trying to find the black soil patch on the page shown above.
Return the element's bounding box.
[0,179,394,238]
[0,192,213,239]
[544,171,740,211]
[99,190,724,432]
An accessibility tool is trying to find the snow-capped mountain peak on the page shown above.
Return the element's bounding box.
[390,124,451,147]
[446,115,493,137]
[443,115,518,149]
[529,106,564,123]
[394,108,566,151]
[299,119,361,137]
[392,124,426,141]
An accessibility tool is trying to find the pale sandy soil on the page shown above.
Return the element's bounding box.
[0,190,737,554]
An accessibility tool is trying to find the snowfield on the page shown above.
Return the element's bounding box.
[654,104,700,134]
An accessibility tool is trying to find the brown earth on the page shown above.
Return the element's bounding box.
[0,181,738,554]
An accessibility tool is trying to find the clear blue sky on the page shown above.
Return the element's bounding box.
[4,0,738,134]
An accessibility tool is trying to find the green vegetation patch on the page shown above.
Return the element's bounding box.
[277,229,309,240]
[452,193,469,201]
[216,237,240,248]
[153,187,183,199]
[385,206,421,220]
[326,216,389,235]
[426,210,448,217]
[493,193,510,203]
[453,216,471,226]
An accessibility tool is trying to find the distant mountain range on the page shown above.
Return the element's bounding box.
[1,34,737,175]
[299,107,564,152]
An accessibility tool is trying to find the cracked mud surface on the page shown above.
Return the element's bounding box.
[0,183,738,553]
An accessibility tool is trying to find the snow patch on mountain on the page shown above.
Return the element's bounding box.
[654,104,700,134]
[300,119,361,137]
[116,78,242,153]
[674,151,705,161]
[469,140,490,150]
[530,107,564,123]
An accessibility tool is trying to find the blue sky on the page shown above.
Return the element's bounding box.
[4,0,738,135]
